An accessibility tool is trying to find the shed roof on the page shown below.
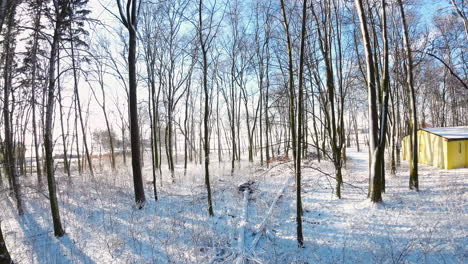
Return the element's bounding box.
[422,126,468,140]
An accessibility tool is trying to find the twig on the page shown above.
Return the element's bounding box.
[303,165,366,193]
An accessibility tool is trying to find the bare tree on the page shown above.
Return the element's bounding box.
[354,0,383,202]
[310,0,349,199]
[450,0,468,41]
[88,46,117,171]
[279,0,297,166]
[397,0,418,191]
[198,0,219,216]
[116,0,146,208]
[68,21,94,176]
[22,0,45,186]
[1,0,22,215]
[44,0,70,237]
[295,0,307,247]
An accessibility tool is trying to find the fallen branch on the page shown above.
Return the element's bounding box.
[235,189,249,264]
[250,176,293,251]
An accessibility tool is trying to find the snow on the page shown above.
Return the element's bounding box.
[1,149,467,263]
[423,126,468,140]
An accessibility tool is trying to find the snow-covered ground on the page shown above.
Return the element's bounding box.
[1,148,467,263]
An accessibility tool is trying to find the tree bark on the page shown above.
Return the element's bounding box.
[57,50,71,178]
[294,0,307,247]
[397,0,418,191]
[117,0,146,207]
[44,3,66,236]
[355,0,382,202]
[2,3,23,216]
[0,221,12,264]
[29,0,43,186]
[70,29,93,176]
[199,0,214,216]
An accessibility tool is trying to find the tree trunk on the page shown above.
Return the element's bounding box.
[2,5,23,216]
[216,83,222,163]
[265,43,271,166]
[44,12,65,237]
[70,32,93,176]
[0,221,12,264]
[71,103,81,174]
[147,72,158,200]
[30,1,43,186]
[128,25,146,207]
[199,0,214,216]
[280,0,297,167]
[355,0,382,202]
[294,0,307,247]
[102,103,115,170]
[378,0,391,193]
[57,50,71,178]
[117,0,147,207]
[184,91,189,171]
[398,0,418,191]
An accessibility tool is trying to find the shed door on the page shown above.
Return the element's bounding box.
[450,141,466,168]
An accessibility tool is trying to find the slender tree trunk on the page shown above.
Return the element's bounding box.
[146,69,157,200]
[265,44,271,166]
[184,91,189,171]
[355,0,382,202]
[294,0,307,247]
[74,109,82,174]
[44,13,65,237]
[102,104,115,170]
[2,6,23,216]
[259,77,263,166]
[199,0,214,216]
[217,83,222,163]
[90,67,117,170]
[239,86,254,163]
[30,1,43,186]
[154,82,162,171]
[57,50,71,178]
[167,107,175,181]
[280,0,297,166]
[353,112,360,152]
[378,0,391,193]
[70,34,93,176]
[398,0,418,191]
[311,0,344,198]
[389,91,397,175]
[190,92,194,163]
[237,90,242,161]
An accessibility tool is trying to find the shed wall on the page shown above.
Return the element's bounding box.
[418,130,446,169]
[399,130,468,169]
[466,140,468,165]
[447,140,467,169]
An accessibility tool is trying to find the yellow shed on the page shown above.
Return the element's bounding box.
[401,127,468,169]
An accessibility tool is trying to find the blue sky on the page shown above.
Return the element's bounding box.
[419,0,452,25]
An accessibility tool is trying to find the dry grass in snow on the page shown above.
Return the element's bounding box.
[0,148,467,263]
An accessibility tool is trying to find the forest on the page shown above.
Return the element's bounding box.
[0,0,467,263]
